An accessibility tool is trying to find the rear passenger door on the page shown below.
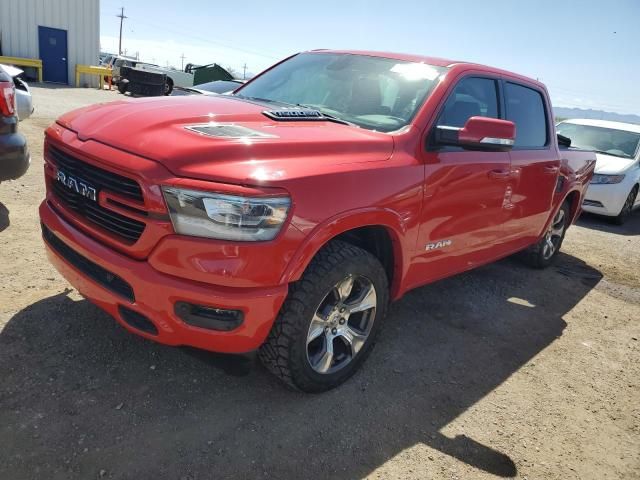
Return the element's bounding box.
[502,81,560,247]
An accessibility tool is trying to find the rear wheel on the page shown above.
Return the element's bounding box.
[259,240,389,392]
[164,78,174,95]
[521,202,570,269]
[117,79,128,94]
[612,185,638,225]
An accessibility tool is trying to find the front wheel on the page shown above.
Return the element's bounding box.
[259,240,389,392]
[612,186,638,225]
[521,201,570,268]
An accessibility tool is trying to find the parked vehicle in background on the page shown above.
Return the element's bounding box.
[39,50,595,392]
[14,77,33,121]
[117,66,166,96]
[111,58,158,85]
[171,79,244,96]
[99,52,118,65]
[101,54,136,69]
[0,64,34,121]
[0,65,29,182]
[557,119,640,224]
[132,63,234,95]
[110,58,139,85]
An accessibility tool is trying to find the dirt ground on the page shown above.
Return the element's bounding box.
[0,86,638,480]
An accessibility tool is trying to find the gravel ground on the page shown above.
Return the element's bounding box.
[0,86,638,480]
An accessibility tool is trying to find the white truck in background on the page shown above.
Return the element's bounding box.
[119,63,235,95]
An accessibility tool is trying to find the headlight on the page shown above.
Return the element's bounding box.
[162,187,291,241]
[591,174,625,185]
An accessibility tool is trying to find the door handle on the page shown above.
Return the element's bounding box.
[488,169,511,180]
[544,166,559,174]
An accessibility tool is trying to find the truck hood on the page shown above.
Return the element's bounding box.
[593,152,636,175]
[56,96,394,184]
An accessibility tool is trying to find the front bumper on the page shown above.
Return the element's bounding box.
[582,181,632,216]
[39,200,288,353]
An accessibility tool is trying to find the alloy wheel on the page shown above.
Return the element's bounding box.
[542,208,566,260]
[306,275,377,374]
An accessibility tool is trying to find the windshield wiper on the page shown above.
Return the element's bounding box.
[296,104,358,127]
[178,86,204,95]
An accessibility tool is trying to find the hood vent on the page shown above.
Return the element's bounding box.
[263,108,324,121]
[185,123,277,139]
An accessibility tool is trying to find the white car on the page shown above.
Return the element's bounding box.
[557,119,640,224]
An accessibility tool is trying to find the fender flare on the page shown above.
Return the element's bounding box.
[280,208,408,298]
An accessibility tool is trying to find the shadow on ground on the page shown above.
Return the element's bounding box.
[0,202,8,233]
[0,253,602,479]
[577,211,640,236]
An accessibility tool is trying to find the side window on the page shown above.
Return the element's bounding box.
[437,77,499,128]
[505,83,548,148]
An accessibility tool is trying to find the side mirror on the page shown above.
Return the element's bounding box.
[557,133,571,148]
[434,116,516,151]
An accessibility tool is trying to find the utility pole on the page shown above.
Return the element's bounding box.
[243,63,247,80]
[117,7,127,55]
[180,53,186,71]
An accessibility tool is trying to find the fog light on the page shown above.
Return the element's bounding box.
[175,302,244,331]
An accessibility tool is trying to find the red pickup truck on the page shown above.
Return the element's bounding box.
[39,50,596,391]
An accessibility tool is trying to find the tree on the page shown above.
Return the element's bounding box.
[226,66,239,78]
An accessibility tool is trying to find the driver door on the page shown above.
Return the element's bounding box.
[408,76,513,288]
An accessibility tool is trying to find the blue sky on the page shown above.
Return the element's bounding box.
[100,0,640,114]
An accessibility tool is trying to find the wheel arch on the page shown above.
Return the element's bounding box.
[537,188,582,240]
[563,189,583,224]
[281,209,408,300]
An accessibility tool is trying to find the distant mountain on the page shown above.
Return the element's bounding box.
[553,107,640,125]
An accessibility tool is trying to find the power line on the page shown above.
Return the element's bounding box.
[129,16,282,60]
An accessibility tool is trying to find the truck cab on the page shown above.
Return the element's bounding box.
[39,50,595,391]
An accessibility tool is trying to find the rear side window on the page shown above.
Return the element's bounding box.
[437,77,499,128]
[505,83,548,148]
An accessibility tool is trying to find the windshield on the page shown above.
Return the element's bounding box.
[235,52,447,132]
[556,122,640,159]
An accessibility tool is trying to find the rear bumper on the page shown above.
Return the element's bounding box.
[0,129,30,181]
[39,200,288,353]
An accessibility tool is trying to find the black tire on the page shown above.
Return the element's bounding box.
[117,80,128,95]
[611,185,638,225]
[259,240,389,392]
[164,78,174,95]
[521,201,571,269]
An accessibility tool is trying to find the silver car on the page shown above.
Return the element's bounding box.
[0,64,33,121]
